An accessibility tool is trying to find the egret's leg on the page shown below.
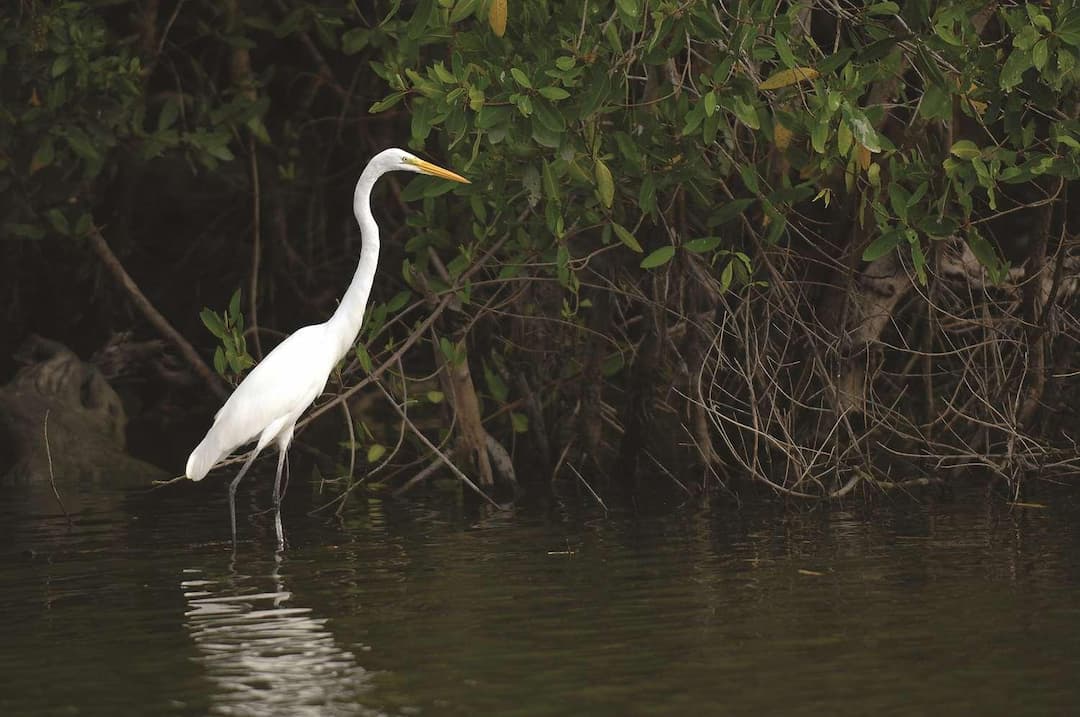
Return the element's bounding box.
[282,451,291,496]
[273,448,287,550]
[228,449,261,545]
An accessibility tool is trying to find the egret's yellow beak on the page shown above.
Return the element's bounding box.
[408,157,470,184]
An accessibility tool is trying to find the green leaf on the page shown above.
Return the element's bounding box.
[556,243,570,286]
[837,120,853,156]
[226,347,245,374]
[888,184,910,224]
[703,90,717,117]
[612,223,643,253]
[439,336,461,365]
[615,0,641,18]
[919,216,959,237]
[764,206,787,244]
[354,344,373,373]
[542,160,560,203]
[739,165,760,194]
[639,175,656,214]
[229,289,242,319]
[402,175,457,201]
[510,67,532,89]
[538,86,570,101]
[811,117,829,154]
[602,352,625,377]
[595,159,615,208]
[681,101,706,136]
[30,139,55,174]
[449,0,480,23]
[1060,14,1080,46]
[919,84,950,120]
[406,0,435,40]
[370,91,407,113]
[204,141,235,162]
[386,290,412,313]
[818,48,854,76]
[367,444,387,463]
[720,260,734,291]
[866,2,899,15]
[861,230,902,261]
[840,105,881,152]
[731,96,760,129]
[51,56,72,78]
[1000,49,1032,89]
[1025,5,1051,32]
[341,27,368,54]
[74,213,92,237]
[64,129,101,162]
[1032,39,1049,71]
[1014,25,1040,51]
[158,98,179,131]
[685,237,723,253]
[1059,49,1077,77]
[46,208,69,235]
[640,245,675,269]
[949,140,980,159]
[213,347,227,376]
[774,31,796,68]
[426,390,444,403]
[200,309,227,339]
[910,238,927,285]
[483,363,509,402]
[711,198,755,225]
[432,61,456,84]
[511,412,529,433]
[532,98,565,133]
[967,231,999,272]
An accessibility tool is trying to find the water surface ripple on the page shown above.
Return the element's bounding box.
[2,479,1080,716]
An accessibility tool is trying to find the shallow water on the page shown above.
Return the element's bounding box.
[3,476,1080,716]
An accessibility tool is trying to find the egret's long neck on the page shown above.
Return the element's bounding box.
[326,166,382,362]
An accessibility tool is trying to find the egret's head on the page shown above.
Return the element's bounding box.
[377,148,470,184]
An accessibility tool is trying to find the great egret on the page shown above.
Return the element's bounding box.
[185,148,469,545]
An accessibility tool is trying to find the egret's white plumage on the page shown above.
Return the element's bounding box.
[185,148,469,545]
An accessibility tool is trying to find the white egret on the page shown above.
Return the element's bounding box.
[185,148,469,545]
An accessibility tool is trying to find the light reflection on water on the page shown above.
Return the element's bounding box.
[2,477,1080,716]
[181,556,376,717]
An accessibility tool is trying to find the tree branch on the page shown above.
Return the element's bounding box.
[87,226,228,400]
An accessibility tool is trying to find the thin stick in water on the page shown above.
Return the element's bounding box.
[43,410,73,528]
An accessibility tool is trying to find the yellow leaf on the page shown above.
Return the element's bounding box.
[758,66,820,90]
[489,0,507,37]
[773,122,793,150]
[855,143,872,171]
[29,88,41,107]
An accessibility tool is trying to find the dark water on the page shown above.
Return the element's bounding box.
[3,476,1080,716]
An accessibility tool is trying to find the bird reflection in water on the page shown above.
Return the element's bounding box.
[182,555,378,716]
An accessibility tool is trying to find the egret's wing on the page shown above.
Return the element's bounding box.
[186,324,332,480]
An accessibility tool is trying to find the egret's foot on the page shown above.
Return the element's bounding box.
[274,509,286,551]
